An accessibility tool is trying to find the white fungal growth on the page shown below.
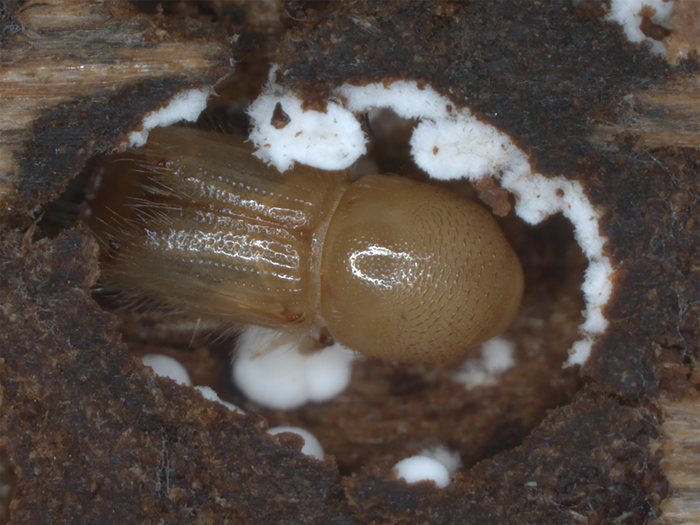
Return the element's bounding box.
[232,326,356,410]
[247,68,366,171]
[393,456,451,488]
[268,426,325,460]
[140,355,247,412]
[605,0,675,56]
[419,445,463,474]
[453,337,516,389]
[127,87,211,148]
[195,386,244,414]
[140,354,192,386]
[248,77,615,367]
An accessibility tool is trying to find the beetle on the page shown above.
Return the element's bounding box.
[94,126,523,362]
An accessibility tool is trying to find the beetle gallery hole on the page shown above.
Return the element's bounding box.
[40,113,587,478]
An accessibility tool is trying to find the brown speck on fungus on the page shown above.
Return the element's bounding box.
[472,176,513,217]
[640,14,672,41]
[270,101,291,129]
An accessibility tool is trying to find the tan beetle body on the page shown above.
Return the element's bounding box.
[98,127,523,362]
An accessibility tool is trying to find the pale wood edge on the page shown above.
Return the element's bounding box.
[657,395,700,525]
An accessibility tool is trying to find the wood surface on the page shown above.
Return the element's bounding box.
[0,0,232,223]
[659,396,700,525]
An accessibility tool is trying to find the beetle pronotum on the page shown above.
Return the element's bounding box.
[95,126,523,362]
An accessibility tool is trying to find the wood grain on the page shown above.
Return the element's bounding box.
[659,395,700,525]
[0,0,232,224]
[592,73,700,149]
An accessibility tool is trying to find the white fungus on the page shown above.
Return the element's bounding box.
[419,445,462,474]
[605,0,674,56]
[247,68,366,171]
[268,426,325,460]
[195,386,244,414]
[248,76,616,367]
[127,87,212,147]
[140,354,191,386]
[393,456,451,488]
[232,326,356,410]
[453,337,516,389]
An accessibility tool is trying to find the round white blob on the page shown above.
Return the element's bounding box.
[140,354,191,386]
[304,343,357,402]
[453,337,517,390]
[268,426,324,460]
[233,331,311,409]
[232,327,355,410]
[195,386,244,414]
[393,456,451,488]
